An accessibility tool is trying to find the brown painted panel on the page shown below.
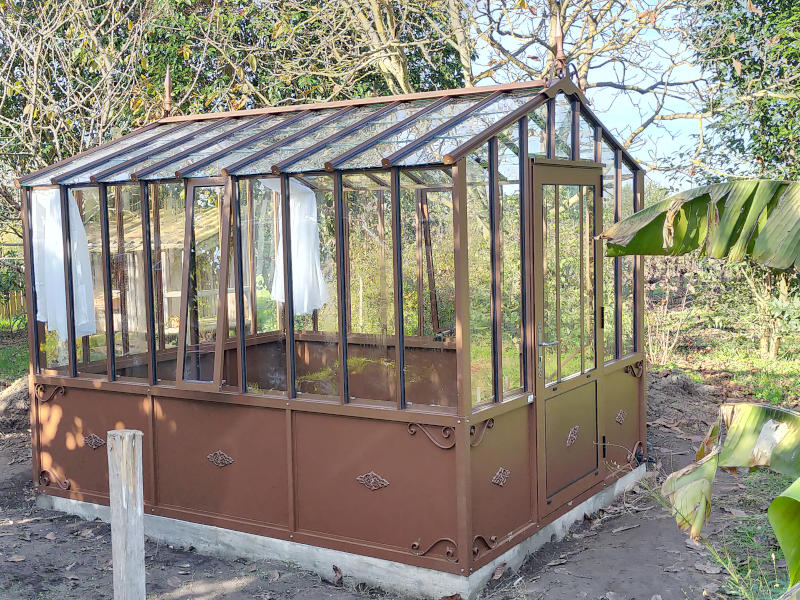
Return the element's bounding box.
[470,407,531,559]
[544,381,597,499]
[37,387,153,502]
[154,397,288,526]
[405,347,457,407]
[601,367,641,472]
[294,413,458,561]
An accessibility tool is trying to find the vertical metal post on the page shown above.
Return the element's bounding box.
[389,167,406,409]
[246,179,257,335]
[613,149,622,359]
[415,189,424,335]
[546,98,556,159]
[570,97,580,161]
[280,175,296,398]
[488,136,502,402]
[333,172,349,403]
[60,185,77,377]
[151,185,166,352]
[453,160,472,415]
[518,117,529,390]
[232,176,248,392]
[140,182,157,385]
[99,184,116,380]
[21,187,40,373]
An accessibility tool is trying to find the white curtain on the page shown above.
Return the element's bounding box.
[31,188,96,340]
[265,179,330,315]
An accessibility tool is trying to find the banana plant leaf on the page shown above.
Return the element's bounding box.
[599,180,800,269]
[661,403,800,586]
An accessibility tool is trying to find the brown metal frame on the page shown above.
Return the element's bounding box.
[22,79,647,580]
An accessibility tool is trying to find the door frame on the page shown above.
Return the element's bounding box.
[176,177,233,391]
[531,159,604,515]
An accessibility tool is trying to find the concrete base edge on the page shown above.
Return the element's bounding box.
[36,464,646,599]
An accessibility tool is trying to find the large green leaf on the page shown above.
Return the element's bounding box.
[661,403,800,586]
[600,180,800,269]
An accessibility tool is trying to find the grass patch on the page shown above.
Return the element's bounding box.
[0,330,29,381]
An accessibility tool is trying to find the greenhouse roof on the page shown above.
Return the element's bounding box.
[17,77,632,188]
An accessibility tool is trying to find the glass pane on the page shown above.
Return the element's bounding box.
[61,122,215,185]
[579,114,595,161]
[108,185,148,379]
[291,175,340,397]
[542,184,558,384]
[601,139,617,361]
[467,145,494,406]
[241,178,287,394]
[621,163,636,356]
[150,183,184,382]
[499,127,523,395]
[583,185,596,372]
[288,101,436,173]
[554,94,572,159]
[399,170,457,408]
[347,186,395,403]
[30,188,69,372]
[558,185,581,380]
[72,187,107,376]
[182,185,224,382]
[528,105,547,157]
[397,93,540,166]
[236,106,388,176]
[25,123,184,187]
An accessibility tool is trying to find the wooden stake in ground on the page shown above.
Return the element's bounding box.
[107,429,145,599]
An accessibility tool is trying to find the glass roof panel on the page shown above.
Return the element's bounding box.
[336,97,484,170]
[283,99,436,173]
[232,104,388,176]
[141,114,291,180]
[186,110,336,178]
[396,92,539,167]
[25,122,186,187]
[59,120,219,185]
[96,118,255,183]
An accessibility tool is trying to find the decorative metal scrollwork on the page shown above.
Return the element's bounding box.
[491,467,510,487]
[35,384,65,404]
[624,360,644,378]
[356,471,389,491]
[411,537,459,563]
[83,433,105,450]
[207,450,235,468]
[407,423,456,450]
[39,469,71,490]
[566,425,580,447]
[469,418,495,447]
[615,410,627,425]
[472,534,498,558]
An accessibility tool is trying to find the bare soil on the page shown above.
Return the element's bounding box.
[0,372,748,599]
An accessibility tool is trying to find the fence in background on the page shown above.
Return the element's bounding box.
[0,242,25,322]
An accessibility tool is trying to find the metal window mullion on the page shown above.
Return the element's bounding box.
[488,136,502,402]
[231,176,248,391]
[571,97,580,161]
[415,190,424,335]
[578,185,585,374]
[614,149,622,359]
[518,117,529,391]
[390,167,406,409]
[59,185,77,377]
[246,180,257,335]
[633,168,644,353]
[280,175,297,398]
[98,184,116,380]
[546,98,556,160]
[554,184,561,382]
[453,160,472,415]
[333,172,349,404]
[140,182,158,385]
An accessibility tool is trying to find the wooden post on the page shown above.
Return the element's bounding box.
[107,429,145,600]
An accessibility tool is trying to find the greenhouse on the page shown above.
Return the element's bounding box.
[18,76,645,592]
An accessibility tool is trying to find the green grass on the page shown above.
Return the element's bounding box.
[0,337,28,381]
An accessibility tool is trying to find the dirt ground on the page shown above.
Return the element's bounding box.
[0,372,754,600]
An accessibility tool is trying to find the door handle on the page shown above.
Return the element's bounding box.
[538,340,559,347]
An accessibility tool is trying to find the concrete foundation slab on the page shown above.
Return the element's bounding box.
[37,464,645,599]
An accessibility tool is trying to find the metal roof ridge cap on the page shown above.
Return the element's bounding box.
[131,114,273,181]
[175,110,312,179]
[157,79,548,123]
[88,118,233,184]
[222,106,354,177]
[270,101,404,175]
[380,91,507,169]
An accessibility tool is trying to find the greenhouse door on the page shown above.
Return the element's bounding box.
[176,177,233,391]
[531,161,603,517]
